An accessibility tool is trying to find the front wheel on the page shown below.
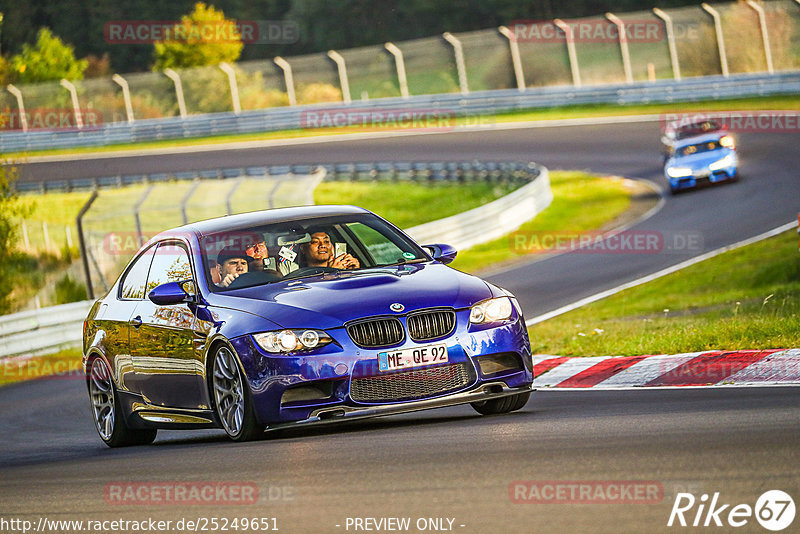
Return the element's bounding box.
[471,391,530,415]
[88,357,157,447]
[211,345,262,442]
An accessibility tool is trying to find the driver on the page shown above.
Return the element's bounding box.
[304,230,360,270]
[216,247,249,287]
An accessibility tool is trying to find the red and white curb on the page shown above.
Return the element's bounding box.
[532,349,800,388]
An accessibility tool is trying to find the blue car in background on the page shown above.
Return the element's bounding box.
[664,130,738,194]
[83,205,533,446]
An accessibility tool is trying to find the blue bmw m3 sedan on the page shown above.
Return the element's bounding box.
[83,205,533,446]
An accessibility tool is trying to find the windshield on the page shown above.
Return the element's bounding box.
[679,140,724,157]
[201,213,429,291]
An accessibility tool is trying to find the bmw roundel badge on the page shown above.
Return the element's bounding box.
[390,303,404,312]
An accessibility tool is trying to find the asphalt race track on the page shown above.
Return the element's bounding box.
[4,120,800,533]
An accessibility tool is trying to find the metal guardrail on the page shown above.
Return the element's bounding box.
[1,160,549,358]
[4,71,798,155]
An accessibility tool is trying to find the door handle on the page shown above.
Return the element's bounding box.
[129,315,143,328]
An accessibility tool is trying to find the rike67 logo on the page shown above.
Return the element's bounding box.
[668,490,795,531]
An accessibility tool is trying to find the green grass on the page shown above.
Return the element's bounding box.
[5,94,799,159]
[450,171,635,273]
[313,181,518,229]
[0,347,83,387]
[529,229,800,356]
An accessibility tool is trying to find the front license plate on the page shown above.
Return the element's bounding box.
[695,169,711,178]
[378,344,448,372]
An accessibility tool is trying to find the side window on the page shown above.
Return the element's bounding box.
[145,242,194,296]
[120,248,155,300]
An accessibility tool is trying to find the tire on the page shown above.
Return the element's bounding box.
[471,391,531,415]
[211,345,262,442]
[88,357,157,447]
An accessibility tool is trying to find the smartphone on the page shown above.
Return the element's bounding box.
[335,242,346,258]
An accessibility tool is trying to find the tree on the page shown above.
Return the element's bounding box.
[153,2,243,70]
[0,157,26,314]
[9,27,87,84]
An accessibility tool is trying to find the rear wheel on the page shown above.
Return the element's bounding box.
[211,346,262,442]
[471,391,530,415]
[88,357,157,447]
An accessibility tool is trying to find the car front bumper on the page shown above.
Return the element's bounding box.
[231,310,533,425]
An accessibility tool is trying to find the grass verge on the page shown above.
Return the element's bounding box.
[6,94,799,160]
[0,347,83,387]
[529,229,800,356]
[450,171,638,274]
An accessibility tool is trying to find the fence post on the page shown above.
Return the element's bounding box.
[59,79,84,129]
[219,62,242,114]
[133,185,154,246]
[164,68,188,118]
[606,13,633,84]
[442,32,469,95]
[746,0,774,74]
[112,73,135,123]
[181,180,200,225]
[498,26,526,91]
[554,19,582,87]
[653,8,681,81]
[225,177,244,215]
[6,84,28,132]
[327,50,352,104]
[384,42,410,98]
[76,190,99,300]
[702,3,730,77]
[274,56,296,106]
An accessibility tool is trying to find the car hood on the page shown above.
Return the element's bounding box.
[207,263,492,329]
[668,149,734,170]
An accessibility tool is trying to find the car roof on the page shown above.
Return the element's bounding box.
[153,205,372,239]
[670,119,726,139]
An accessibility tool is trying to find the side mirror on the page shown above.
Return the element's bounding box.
[148,281,193,305]
[424,243,458,265]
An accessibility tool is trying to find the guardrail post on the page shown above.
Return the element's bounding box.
[442,32,469,95]
[133,185,154,246]
[606,13,633,84]
[219,62,242,114]
[498,26,526,91]
[274,56,296,106]
[553,19,582,87]
[327,50,352,104]
[653,8,681,81]
[164,68,188,118]
[180,180,200,225]
[702,3,730,77]
[6,84,28,132]
[384,42,410,98]
[76,190,99,299]
[111,73,135,123]
[746,0,774,74]
[59,79,84,129]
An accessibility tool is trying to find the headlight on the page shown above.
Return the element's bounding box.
[666,166,693,178]
[719,135,735,148]
[253,329,333,353]
[470,297,513,324]
[708,154,735,171]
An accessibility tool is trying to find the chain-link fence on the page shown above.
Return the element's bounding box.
[3,1,799,131]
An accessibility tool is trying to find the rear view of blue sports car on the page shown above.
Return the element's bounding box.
[83,205,533,446]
